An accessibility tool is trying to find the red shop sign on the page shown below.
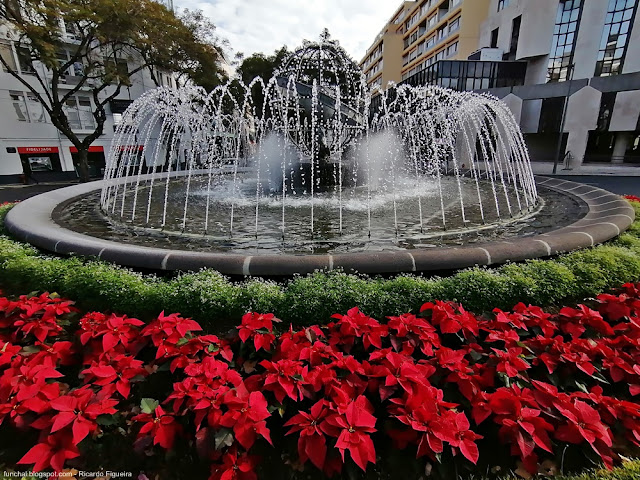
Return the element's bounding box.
[17,146,59,154]
[69,146,105,153]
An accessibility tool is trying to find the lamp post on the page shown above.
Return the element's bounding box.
[552,64,574,174]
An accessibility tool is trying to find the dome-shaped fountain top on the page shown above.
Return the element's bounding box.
[274,29,366,102]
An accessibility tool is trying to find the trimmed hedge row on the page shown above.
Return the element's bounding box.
[1,201,640,330]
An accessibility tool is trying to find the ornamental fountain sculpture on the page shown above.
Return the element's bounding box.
[98,34,538,254]
[7,34,631,276]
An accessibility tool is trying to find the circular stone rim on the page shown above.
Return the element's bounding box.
[4,177,635,276]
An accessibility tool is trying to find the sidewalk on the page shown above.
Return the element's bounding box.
[0,181,79,203]
[531,162,640,176]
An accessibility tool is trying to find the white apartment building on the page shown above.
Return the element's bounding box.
[476,0,640,167]
[0,7,178,183]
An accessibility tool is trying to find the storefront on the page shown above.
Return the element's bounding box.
[69,145,106,178]
[17,146,64,182]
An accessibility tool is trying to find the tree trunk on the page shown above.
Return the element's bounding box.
[77,147,91,183]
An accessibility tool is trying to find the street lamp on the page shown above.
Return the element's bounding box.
[552,64,574,174]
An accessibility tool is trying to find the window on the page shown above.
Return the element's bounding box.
[0,42,17,72]
[547,0,583,82]
[447,42,459,57]
[16,47,35,75]
[449,17,460,33]
[63,20,81,40]
[63,95,94,129]
[490,28,499,48]
[504,15,522,60]
[26,93,47,123]
[10,91,28,122]
[498,0,511,11]
[595,0,638,77]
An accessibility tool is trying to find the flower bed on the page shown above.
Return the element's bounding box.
[1,285,640,479]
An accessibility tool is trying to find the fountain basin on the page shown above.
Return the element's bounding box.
[4,177,634,276]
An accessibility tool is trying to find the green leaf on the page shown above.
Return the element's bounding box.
[176,337,189,346]
[575,381,590,394]
[207,344,219,353]
[21,345,40,354]
[469,350,483,362]
[97,413,120,426]
[140,398,159,414]
[214,428,234,450]
[592,371,610,384]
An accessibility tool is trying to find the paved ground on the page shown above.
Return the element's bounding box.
[0,182,77,203]
[552,175,640,196]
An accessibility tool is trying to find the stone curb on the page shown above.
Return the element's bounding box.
[4,176,635,276]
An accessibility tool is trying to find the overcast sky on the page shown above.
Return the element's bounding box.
[174,0,399,63]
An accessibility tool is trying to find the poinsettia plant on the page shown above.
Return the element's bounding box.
[1,284,640,479]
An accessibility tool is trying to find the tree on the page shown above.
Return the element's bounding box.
[236,46,289,86]
[0,0,227,182]
[232,46,288,115]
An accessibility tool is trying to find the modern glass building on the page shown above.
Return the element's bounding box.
[475,0,640,168]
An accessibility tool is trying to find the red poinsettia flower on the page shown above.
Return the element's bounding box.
[260,359,308,403]
[421,301,479,337]
[325,396,377,471]
[220,387,272,449]
[209,447,260,480]
[330,307,388,351]
[285,399,335,470]
[492,347,530,378]
[18,430,80,472]
[81,355,147,398]
[133,405,181,450]
[448,412,483,464]
[237,312,281,352]
[50,386,119,445]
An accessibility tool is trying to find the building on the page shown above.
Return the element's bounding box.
[475,0,640,167]
[360,0,492,90]
[0,2,178,184]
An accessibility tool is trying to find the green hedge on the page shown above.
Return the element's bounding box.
[1,201,640,330]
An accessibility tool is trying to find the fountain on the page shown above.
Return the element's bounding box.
[4,35,634,275]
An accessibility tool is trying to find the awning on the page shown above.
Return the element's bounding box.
[69,146,105,153]
[17,146,59,154]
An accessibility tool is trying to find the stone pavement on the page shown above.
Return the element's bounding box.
[531,162,640,176]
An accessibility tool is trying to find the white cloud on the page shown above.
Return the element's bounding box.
[174,0,401,62]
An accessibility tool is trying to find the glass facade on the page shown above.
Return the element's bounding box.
[400,60,527,91]
[547,0,583,83]
[595,0,638,77]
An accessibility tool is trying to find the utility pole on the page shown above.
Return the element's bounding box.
[552,64,574,174]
